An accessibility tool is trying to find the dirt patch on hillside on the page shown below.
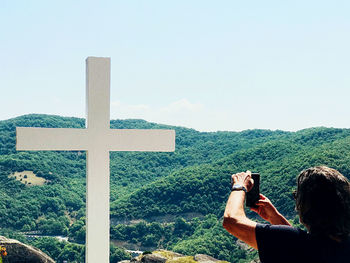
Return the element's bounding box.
[9,171,47,186]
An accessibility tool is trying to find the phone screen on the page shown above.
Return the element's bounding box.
[246,173,260,207]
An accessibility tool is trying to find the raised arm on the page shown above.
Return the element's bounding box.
[223,171,258,249]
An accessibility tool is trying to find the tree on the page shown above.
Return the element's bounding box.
[110,244,131,263]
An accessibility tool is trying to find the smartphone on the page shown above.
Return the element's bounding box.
[246,173,260,208]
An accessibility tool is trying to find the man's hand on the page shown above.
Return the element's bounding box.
[250,194,291,226]
[231,171,254,192]
[250,194,277,221]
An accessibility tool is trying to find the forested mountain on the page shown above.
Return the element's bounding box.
[0,114,349,262]
[112,128,350,220]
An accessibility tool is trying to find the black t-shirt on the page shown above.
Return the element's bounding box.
[255,223,350,263]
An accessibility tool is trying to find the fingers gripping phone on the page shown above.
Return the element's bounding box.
[246,173,260,208]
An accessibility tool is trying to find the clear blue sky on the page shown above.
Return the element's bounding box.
[1,0,349,131]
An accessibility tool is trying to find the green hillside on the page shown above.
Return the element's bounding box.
[0,114,349,262]
[111,128,350,220]
[109,127,350,262]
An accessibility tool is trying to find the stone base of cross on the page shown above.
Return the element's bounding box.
[16,57,175,263]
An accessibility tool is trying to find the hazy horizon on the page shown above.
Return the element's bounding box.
[3,113,349,133]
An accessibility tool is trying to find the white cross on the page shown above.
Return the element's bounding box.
[16,57,175,263]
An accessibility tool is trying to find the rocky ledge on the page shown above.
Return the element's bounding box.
[0,236,55,263]
[119,250,229,263]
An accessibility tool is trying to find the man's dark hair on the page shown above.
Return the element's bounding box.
[295,166,350,240]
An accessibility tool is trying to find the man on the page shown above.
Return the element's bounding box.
[223,166,350,263]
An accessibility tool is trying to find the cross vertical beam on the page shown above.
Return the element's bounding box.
[85,57,111,263]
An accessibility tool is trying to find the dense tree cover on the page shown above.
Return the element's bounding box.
[171,215,259,263]
[110,215,258,262]
[0,114,291,233]
[111,135,350,219]
[1,114,350,262]
[0,115,289,196]
[110,217,193,248]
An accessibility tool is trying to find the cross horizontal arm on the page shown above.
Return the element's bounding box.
[16,127,89,151]
[107,129,175,152]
